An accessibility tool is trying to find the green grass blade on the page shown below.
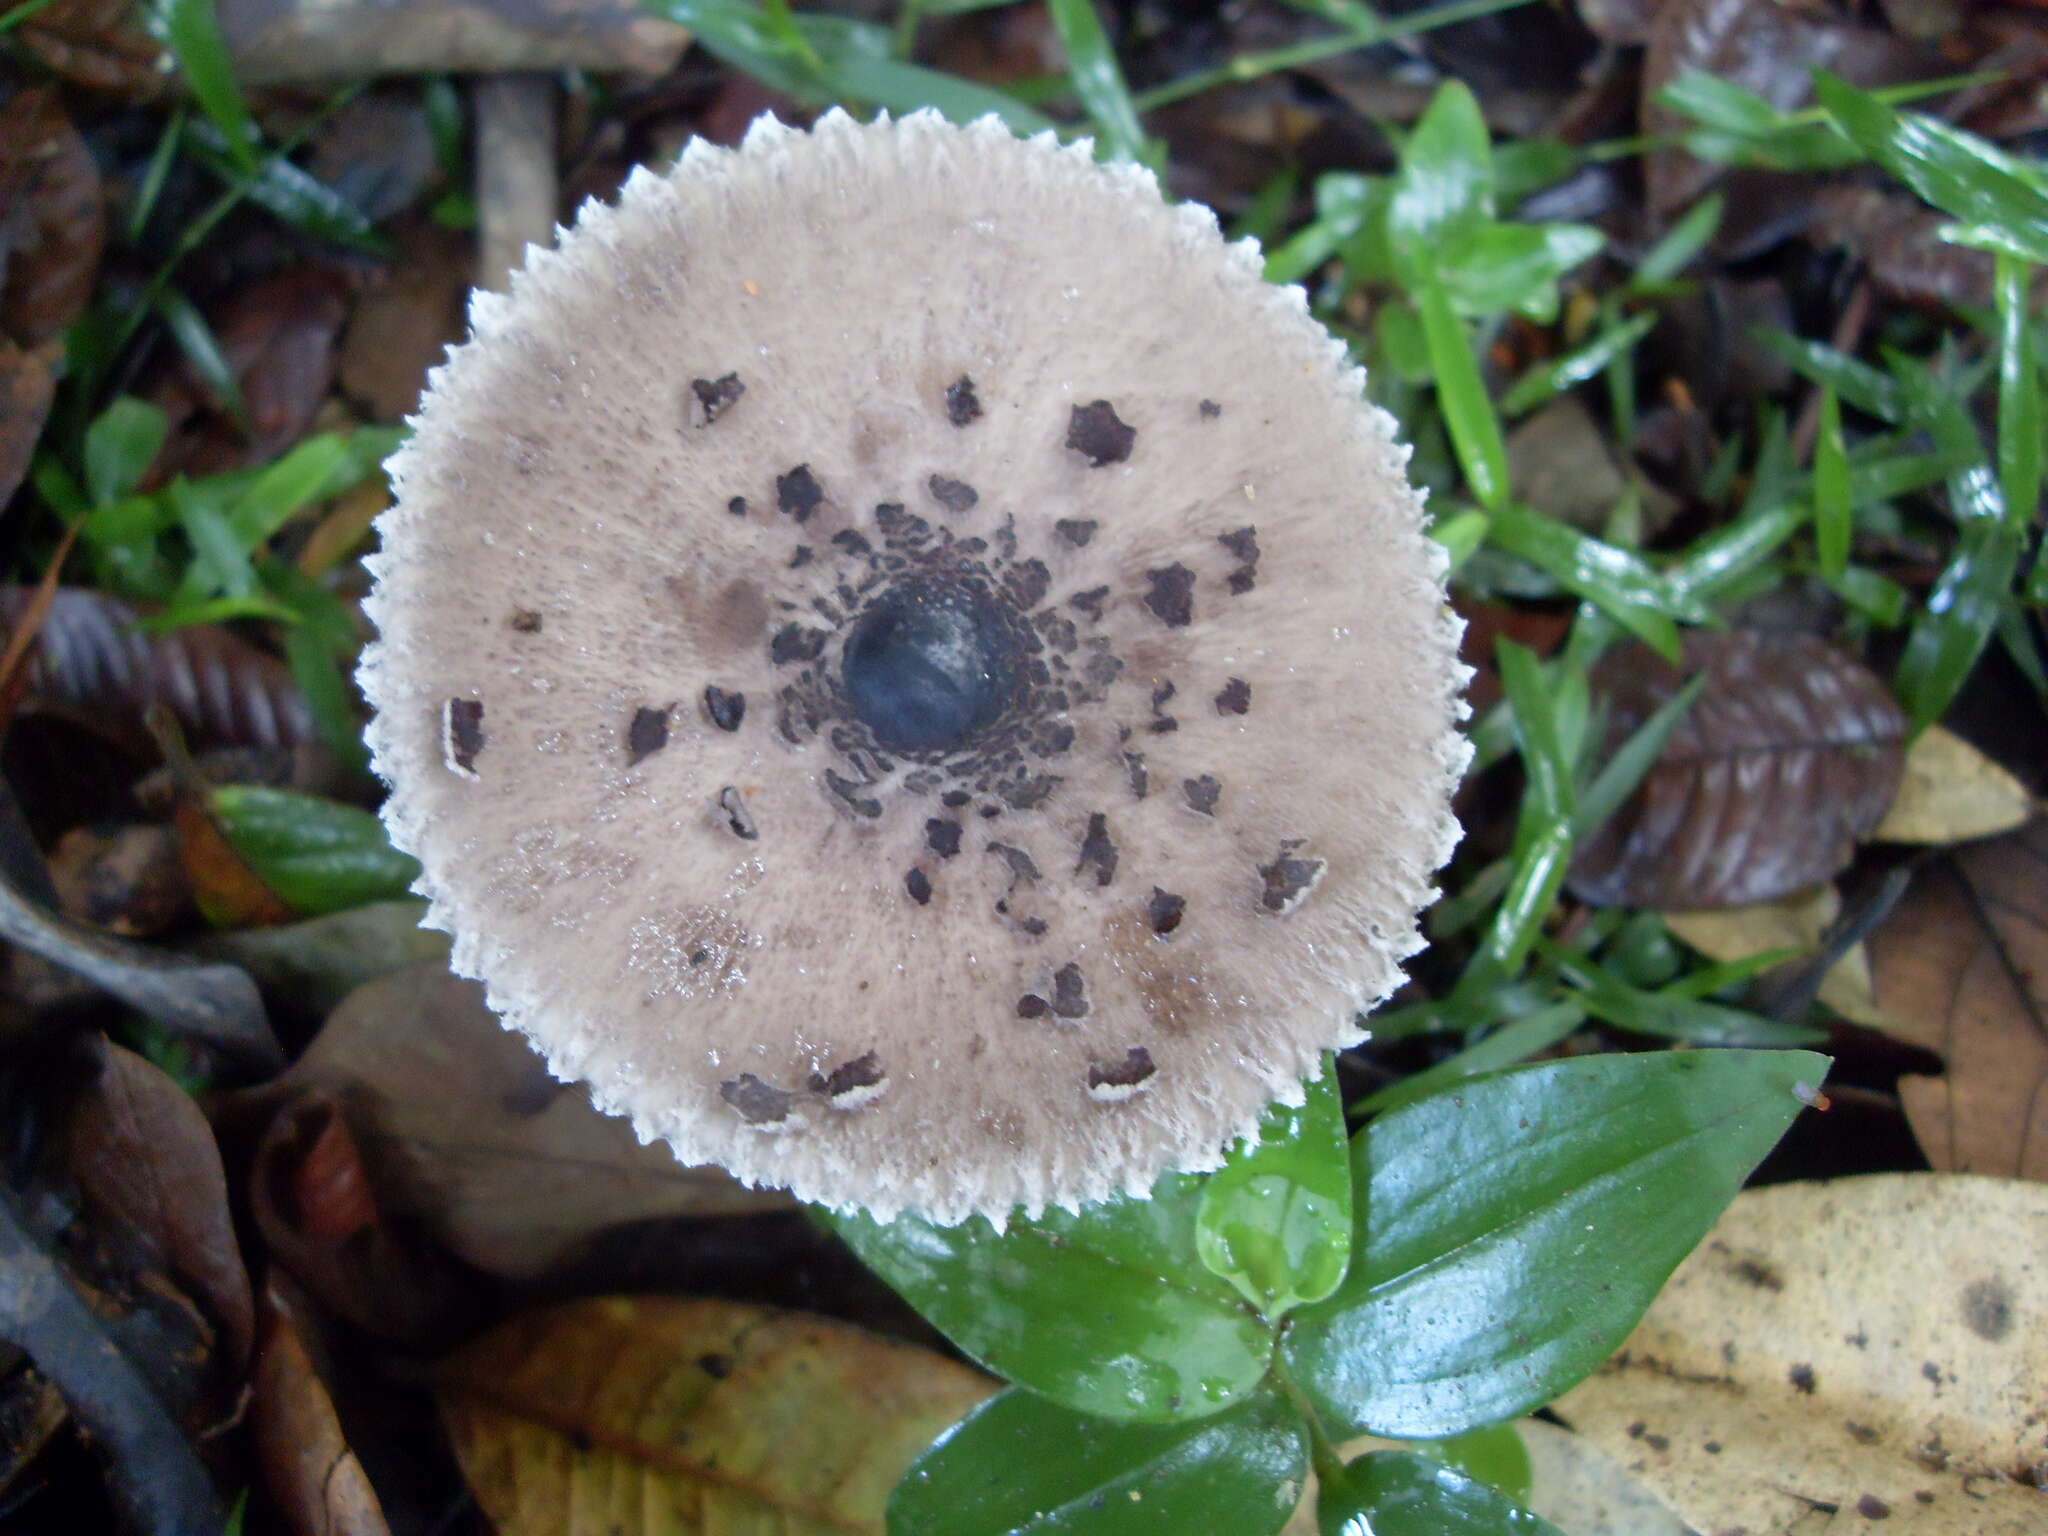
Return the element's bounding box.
[1045,0,1149,162]
[1414,272,1508,510]
[147,0,260,170]
[1994,252,2042,528]
[1488,503,1688,658]
[1813,383,1850,580]
[1500,311,1655,417]
[1896,519,2023,731]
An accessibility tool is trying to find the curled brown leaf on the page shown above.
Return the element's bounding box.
[0,88,107,348]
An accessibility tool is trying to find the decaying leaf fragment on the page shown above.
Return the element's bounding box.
[1662,884,1899,1031]
[1872,818,2048,1182]
[1872,725,2034,846]
[1553,1175,2048,1535]
[437,1296,994,1536]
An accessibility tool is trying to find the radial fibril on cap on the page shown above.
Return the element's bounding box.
[361,110,1469,1225]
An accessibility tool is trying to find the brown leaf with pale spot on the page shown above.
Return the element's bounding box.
[438,1296,993,1536]
[1872,817,2048,1182]
[0,88,106,347]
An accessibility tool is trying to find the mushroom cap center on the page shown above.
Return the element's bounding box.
[841,579,1020,753]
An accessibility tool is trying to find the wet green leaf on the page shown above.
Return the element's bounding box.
[1495,639,1572,825]
[1318,1450,1563,1536]
[1897,519,2024,731]
[1500,312,1656,418]
[1486,503,1685,658]
[209,786,421,916]
[1574,672,1702,839]
[1415,274,1507,510]
[1995,252,2041,528]
[1633,193,1723,288]
[1389,81,1493,257]
[1814,70,2048,266]
[1282,1049,1829,1439]
[890,1384,1307,1536]
[1196,1061,1351,1319]
[1439,221,1603,321]
[833,1177,1272,1422]
[1355,1002,1586,1116]
[1046,0,1150,165]
[1813,384,1850,580]
[147,0,258,170]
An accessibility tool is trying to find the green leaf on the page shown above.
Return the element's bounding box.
[1632,192,1723,288]
[226,436,352,548]
[1355,1001,1586,1116]
[1751,330,1905,424]
[1495,639,1572,825]
[1573,672,1702,839]
[147,0,259,171]
[1282,1048,1830,1439]
[833,1178,1271,1422]
[1486,503,1686,659]
[889,1384,1308,1536]
[1414,275,1508,511]
[1045,0,1150,165]
[1428,509,1489,571]
[1438,221,1604,322]
[1318,1450,1564,1536]
[209,786,422,916]
[1813,383,1850,580]
[83,399,170,507]
[1196,1061,1351,1319]
[154,289,252,434]
[1499,311,1656,418]
[1813,70,2048,265]
[1897,519,2024,731]
[1389,81,1494,258]
[1995,252,2042,528]
[171,481,260,600]
[1552,951,1825,1047]
[1462,817,1571,988]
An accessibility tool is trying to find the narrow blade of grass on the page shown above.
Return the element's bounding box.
[1573,672,1703,839]
[1414,271,1508,510]
[1994,251,2042,529]
[1487,502,1689,658]
[1896,519,2023,731]
[1046,0,1150,164]
[147,0,259,171]
[1813,383,1850,580]
[1500,311,1655,418]
[1355,1002,1588,1115]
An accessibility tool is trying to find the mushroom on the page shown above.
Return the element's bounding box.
[361,111,1468,1224]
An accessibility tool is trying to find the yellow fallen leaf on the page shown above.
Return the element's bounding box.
[437,1297,993,1536]
[1873,725,2033,845]
[1661,887,1897,1030]
[1553,1175,2048,1534]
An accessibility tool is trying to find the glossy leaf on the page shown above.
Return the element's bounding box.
[1196,1061,1351,1318]
[1439,221,1604,322]
[1896,520,2023,732]
[209,786,422,917]
[146,0,258,170]
[890,1384,1306,1536]
[1813,71,2048,266]
[1389,81,1493,258]
[1487,502,1685,658]
[1464,818,1571,988]
[1046,0,1149,165]
[1994,252,2041,528]
[1355,1001,1586,1116]
[833,1179,1271,1422]
[1500,312,1656,418]
[1632,192,1722,287]
[1495,639,1572,825]
[1282,1049,1830,1439]
[1415,274,1508,510]
[1813,384,1849,580]
[1318,1451,1564,1536]
[1551,950,1825,1047]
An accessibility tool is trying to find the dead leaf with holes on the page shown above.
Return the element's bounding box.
[1871,817,2048,1182]
[437,1296,994,1536]
[1662,884,1900,1031]
[1873,726,2034,846]
[1552,1174,2048,1534]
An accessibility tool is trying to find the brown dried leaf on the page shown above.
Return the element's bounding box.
[1661,885,1899,1031]
[47,823,194,937]
[1570,632,1906,910]
[251,1270,393,1536]
[1871,817,2048,1182]
[437,1296,993,1536]
[0,338,60,508]
[1874,724,2035,845]
[63,1039,255,1371]
[281,963,784,1278]
[2,586,317,756]
[174,797,296,930]
[220,0,690,81]
[0,88,107,348]
[336,218,471,422]
[1553,1175,2048,1533]
[1812,185,1995,311]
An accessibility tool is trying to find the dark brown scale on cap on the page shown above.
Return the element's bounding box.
[690,372,746,425]
[1087,1048,1156,1099]
[1017,993,1048,1019]
[510,609,542,633]
[1065,400,1136,466]
[905,867,933,905]
[1051,962,1088,1018]
[728,495,749,516]
[928,475,978,512]
[720,1074,790,1124]
[813,1051,887,1106]
[443,699,484,777]
[776,464,825,521]
[704,686,746,731]
[1076,813,1118,886]
[1183,775,1220,816]
[1199,399,1222,419]
[945,375,982,427]
[1147,888,1185,935]
[925,819,962,858]
[1055,519,1097,547]
[1259,842,1327,916]
[1215,678,1250,715]
[1144,564,1196,628]
[627,706,671,765]
[718,787,758,840]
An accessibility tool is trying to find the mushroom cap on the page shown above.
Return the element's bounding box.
[361,110,1469,1225]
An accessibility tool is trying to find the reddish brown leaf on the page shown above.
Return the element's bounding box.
[251,1271,393,1536]
[1811,185,1995,310]
[62,1039,255,1372]
[0,338,60,508]
[48,822,195,937]
[1570,631,1906,910]
[1871,817,2048,1182]
[150,268,352,480]
[336,217,471,422]
[175,797,297,929]
[0,88,107,347]
[12,0,162,97]
[1,586,317,757]
[251,1093,483,1345]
